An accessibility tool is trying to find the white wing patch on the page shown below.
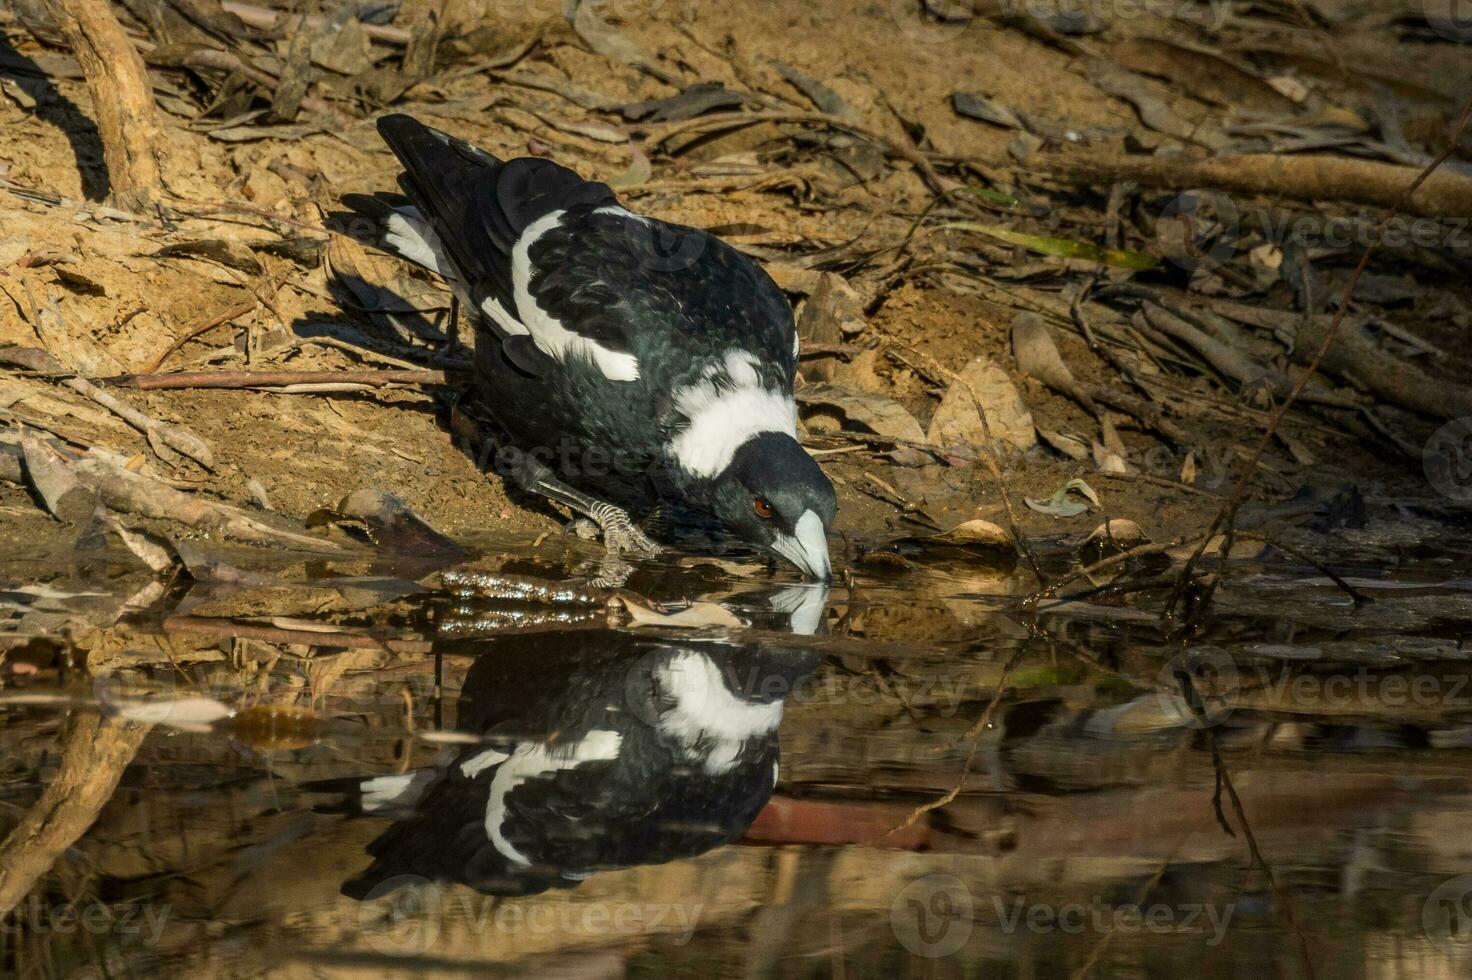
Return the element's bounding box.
[512,210,640,382]
[359,770,437,813]
[482,729,623,865]
[654,651,783,775]
[383,207,449,276]
[479,296,529,336]
[671,350,797,479]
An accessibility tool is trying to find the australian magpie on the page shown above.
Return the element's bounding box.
[341,114,836,581]
[320,629,820,899]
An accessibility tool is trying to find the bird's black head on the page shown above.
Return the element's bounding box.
[709,432,836,580]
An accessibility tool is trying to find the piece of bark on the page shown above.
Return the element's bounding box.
[39,0,166,210]
[19,432,97,522]
[0,444,23,485]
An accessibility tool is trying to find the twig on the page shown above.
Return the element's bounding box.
[100,369,460,390]
[884,644,1027,836]
[1024,538,1187,607]
[141,297,256,373]
[645,110,955,195]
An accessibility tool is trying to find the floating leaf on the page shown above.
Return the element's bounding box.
[621,597,744,629]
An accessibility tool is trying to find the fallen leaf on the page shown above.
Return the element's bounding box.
[797,383,928,464]
[1025,478,1100,517]
[621,597,745,629]
[926,357,1036,453]
[101,695,233,732]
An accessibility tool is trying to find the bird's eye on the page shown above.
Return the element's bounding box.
[753,497,774,519]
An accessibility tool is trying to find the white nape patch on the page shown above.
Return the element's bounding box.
[383,207,449,276]
[654,651,783,775]
[512,210,641,382]
[483,730,623,865]
[671,350,797,479]
[360,770,437,813]
[791,330,800,359]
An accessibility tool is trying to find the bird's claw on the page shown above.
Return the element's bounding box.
[588,503,661,557]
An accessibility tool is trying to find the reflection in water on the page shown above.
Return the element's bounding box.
[6,550,1472,976]
[329,629,821,899]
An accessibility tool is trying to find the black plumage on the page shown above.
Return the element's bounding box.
[340,114,836,580]
[324,630,820,899]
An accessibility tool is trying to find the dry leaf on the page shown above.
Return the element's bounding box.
[927,357,1036,454]
[621,597,745,629]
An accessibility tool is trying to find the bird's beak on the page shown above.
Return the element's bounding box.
[772,509,832,582]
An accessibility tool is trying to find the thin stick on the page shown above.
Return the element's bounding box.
[141,298,256,374]
[101,369,460,390]
[883,645,1027,836]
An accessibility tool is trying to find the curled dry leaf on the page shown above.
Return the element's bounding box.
[619,596,745,629]
[108,519,177,573]
[893,519,1018,564]
[1080,518,1151,564]
[1025,478,1100,518]
[1037,427,1090,461]
[796,382,928,465]
[1167,535,1267,562]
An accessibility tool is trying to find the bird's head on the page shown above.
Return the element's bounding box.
[708,432,835,581]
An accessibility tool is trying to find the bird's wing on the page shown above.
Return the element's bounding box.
[353,115,797,387]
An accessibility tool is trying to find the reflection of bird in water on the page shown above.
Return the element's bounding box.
[315,630,820,899]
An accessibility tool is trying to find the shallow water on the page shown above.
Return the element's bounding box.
[3,533,1472,979]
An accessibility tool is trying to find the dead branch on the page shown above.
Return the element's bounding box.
[39,0,166,210]
[0,713,149,916]
[1033,148,1472,220]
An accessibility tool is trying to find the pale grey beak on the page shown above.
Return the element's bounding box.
[768,582,830,635]
[771,509,832,582]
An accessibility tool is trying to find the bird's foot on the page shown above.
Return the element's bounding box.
[583,554,634,589]
[586,502,661,557]
[565,518,602,542]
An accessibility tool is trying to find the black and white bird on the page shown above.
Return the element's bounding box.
[341,114,835,580]
[320,630,820,899]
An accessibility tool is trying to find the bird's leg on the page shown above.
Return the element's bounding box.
[510,455,660,557]
[446,295,461,355]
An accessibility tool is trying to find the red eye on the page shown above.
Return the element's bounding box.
[754,497,774,518]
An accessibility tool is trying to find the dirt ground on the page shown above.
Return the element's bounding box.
[2,0,1471,570]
